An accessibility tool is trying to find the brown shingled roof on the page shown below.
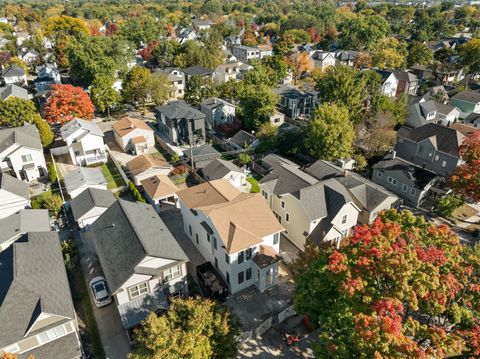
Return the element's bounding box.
[126,154,170,176]
[131,135,146,144]
[112,117,152,137]
[141,175,178,200]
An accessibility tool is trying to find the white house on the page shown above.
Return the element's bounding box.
[309,50,336,72]
[213,61,253,85]
[63,167,108,199]
[200,159,246,190]
[60,119,107,166]
[156,68,185,99]
[69,188,115,229]
[126,154,172,186]
[377,70,399,97]
[141,175,179,211]
[200,97,236,130]
[0,173,30,219]
[177,180,284,295]
[1,65,27,86]
[20,49,40,65]
[0,124,47,182]
[91,200,189,332]
[112,117,155,155]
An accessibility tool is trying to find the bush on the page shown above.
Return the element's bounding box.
[31,192,63,216]
[238,152,251,166]
[438,194,464,217]
[171,164,188,176]
[32,116,54,147]
[62,239,77,273]
[129,181,146,203]
[48,162,57,183]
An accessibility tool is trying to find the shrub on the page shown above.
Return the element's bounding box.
[62,239,77,273]
[129,181,146,203]
[48,162,57,183]
[171,164,188,176]
[438,194,464,217]
[31,192,63,216]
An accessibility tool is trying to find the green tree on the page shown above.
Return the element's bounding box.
[129,181,146,203]
[32,192,63,217]
[255,122,278,153]
[122,67,151,114]
[238,84,279,130]
[90,75,121,118]
[149,73,172,106]
[438,194,464,217]
[129,297,238,359]
[273,34,294,56]
[340,14,390,50]
[238,152,251,166]
[458,38,480,76]
[119,15,164,47]
[406,41,433,67]
[293,209,480,358]
[31,116,54,147]
[184,76,216,107]
[370,37,407,69]
[304,103,354,160]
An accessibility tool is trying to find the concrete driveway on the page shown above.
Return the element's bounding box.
[77,231,131,359]
[104,132,136,166]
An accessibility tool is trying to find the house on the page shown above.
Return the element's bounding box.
[394,70,419,96]
[112,117,155,155]
[36,63,61,84]
[411,64,464,86]
[269,112,285,127]
[405,100,460,128]
[175,26,198,44]
[421,85,449,103]
[20,49,40,65]
[200,97,236,130]
[0,37,9,49]
[155,100,206,145]
[334,50,359,67]
[0,173,30,219]
[155,68,185,99]
[395,123,464,176]
[141,174,179,211]
[60,119,107,166]
[126,153,172,186]
[428,39,456,53]
[224,33,243,48]
[0,124,47,182]
[184,144,221,169]
[177,180,284,294]
[257,45,273,58]
[14,31,30,46]
[227,130,257,151]
[192,19,212,31]
[372,154,440,207]
[465,112,480,128]
[0,209,49,251]
[0,232,82,358]
[181,65,214,83]
[376,70,398,97]
[64,167,108,199]
[0,84,29,101]
[232,45,261,62]
[273,84,318,119]
[309,50,336,72]
[213,61,253,85]
[69,188,115,229]
[1,65,27,86]
[199,158,246,189]
[451,90,480,118]
[91,200,189,332]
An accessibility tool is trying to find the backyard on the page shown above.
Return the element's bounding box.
[100,160,126,189]
[247,176,260,193]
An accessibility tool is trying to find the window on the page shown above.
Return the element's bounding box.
[225,253,230,264]
[281,200,285,208]
[410,188,416,196]
[261,190,268,200]
[238,271,244,284]
[128,282,149,299]
[246,268,252,281]
[238,251,244,264]
[215,257,218,269]
[246,248,253,260]
[195,233,199,244]
[387,177,398,185]
[342,215,347,224]
[273,233,279,245]
[435,155,439,161]
[377,171,383,178]
[37,325,67,345]
[213,237,217,250]
[189,225,192,236]
[3,344,19,354]
[206,234,211,242]
[402,184,408,192]
[286,213,290,222]
[226,272,230,284]
[21,154,32,163]
[441,161,447,167]
[164,265,182,281]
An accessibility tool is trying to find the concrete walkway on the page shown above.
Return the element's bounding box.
[76,231,131,359]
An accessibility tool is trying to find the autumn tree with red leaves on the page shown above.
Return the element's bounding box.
[450,132,480,202]
[293,209,480,358]
[45,84,94,124]
[139,40,160,62]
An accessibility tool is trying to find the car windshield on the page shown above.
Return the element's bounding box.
[98,295,109,302]
[93,282,105,292]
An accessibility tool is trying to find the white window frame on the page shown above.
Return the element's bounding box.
[410,188,416,196]
[377,171,383,178]
[21,154,33,163]
[441,160,447,167]
[342,215,347,224]
[164,265,182,281]
[128,281,149,299]
[2,343,19,354]
[36,324,67,345]
[273,233,279,245]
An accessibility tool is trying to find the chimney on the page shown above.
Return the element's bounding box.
[343,169,348,177]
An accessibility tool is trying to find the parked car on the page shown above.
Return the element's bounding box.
[89,276,112,307]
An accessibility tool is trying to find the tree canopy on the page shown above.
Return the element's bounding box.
[450,132,480,202]
[45,84,94,124]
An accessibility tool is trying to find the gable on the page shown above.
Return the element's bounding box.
[25,312,68,336]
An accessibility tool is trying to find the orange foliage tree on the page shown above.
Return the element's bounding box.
[287,51,313,85]
[45,84,94,124]
[450,132,480,202]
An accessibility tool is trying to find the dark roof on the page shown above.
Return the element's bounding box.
[156,100,205,121]
[260,154,297,171]
[0,209,49,247]
[181,65,214,77]
[70,188,115,222]
[229,130,256,147]
[200,97,234,110]
[0,123,43,152]
[452,90,480,104]
[374,156,437,188]
[393,70,418,83]
[200,159,243,181]
[184,144,221,160]
[0,173,29,200]
[397,123,464,157]
[0,232,76,348]
[334,50,359,61]
[92,199,188,293]
[375,69,395,82]
[273,84,317,98]
[261,163,317,196]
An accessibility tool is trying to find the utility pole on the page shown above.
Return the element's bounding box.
[188,119,195,171]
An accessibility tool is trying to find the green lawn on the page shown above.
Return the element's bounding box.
[101,160,126,189]
[247,176,260,193]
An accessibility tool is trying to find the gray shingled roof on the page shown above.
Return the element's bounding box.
[373,156,438,188]
[2,64,25,78]
[200,97,235,110]
[397,123,464,157]
[156,100,206,120]
[92,199,188,293]
[0,84,29,100]
[200,159,243,181]
[0,173,29,200]
[0,123,43,152]
[261,163,317,195]
[60,118,104,140]
[0,209,49,247]
[0,232,76,348]
[64,167,107,195]
[181,65,213,77]
[393,70,418,83]
[18,332,81,359]
[70,188,115,222]
[452,90,480,103]
[229,130,256,147]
